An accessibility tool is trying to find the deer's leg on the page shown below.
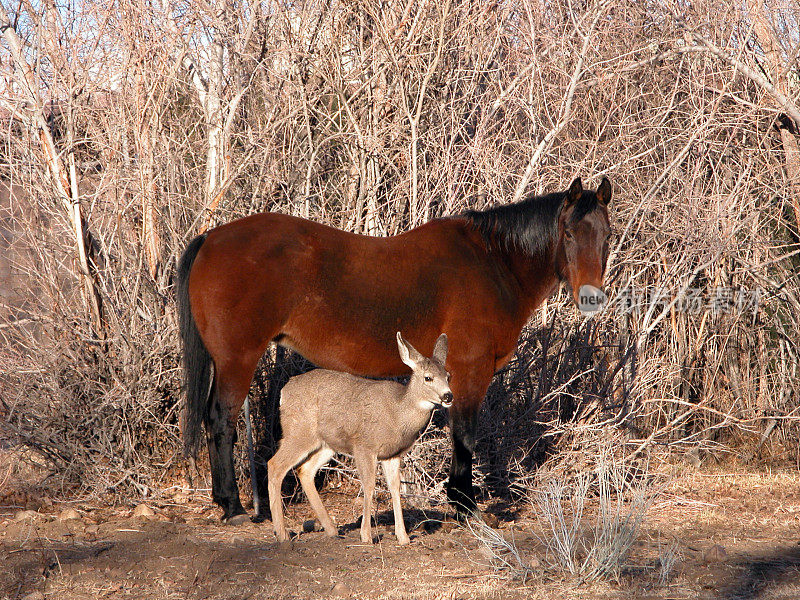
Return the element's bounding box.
[296,446,338,537]
[353,451,378,543]
[267,440,307,542]
[266,452,289,541]
[381,457,409,545]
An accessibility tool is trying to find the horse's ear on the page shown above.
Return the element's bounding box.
[432,333,448,364]
[566,177,583,206]
[596,177,612,206]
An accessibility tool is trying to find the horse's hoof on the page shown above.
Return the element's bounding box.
[438,514,459,534]
[224,513,250,526]
[447,495,478,520]
[452,508,476,523]
[451,507,498,528]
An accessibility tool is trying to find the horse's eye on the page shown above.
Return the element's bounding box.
[565,230,575,240]
[424,375,433,382]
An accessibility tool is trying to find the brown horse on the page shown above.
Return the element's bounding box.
[177,177,612,522]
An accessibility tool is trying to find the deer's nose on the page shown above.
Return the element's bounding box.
[440,392,453,407]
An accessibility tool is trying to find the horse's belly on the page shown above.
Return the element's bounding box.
[280,288,442,377]
[276,331,406,378]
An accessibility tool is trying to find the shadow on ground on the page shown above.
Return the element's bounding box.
[720,544,800,600]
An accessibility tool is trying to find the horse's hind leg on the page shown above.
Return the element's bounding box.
[207,364,254,524]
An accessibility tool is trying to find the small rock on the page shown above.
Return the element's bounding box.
[225,513,249,526]
[21,592,44,600]
[58,508,82,522]
[703,544,727,563]
[302,519,317,534]
[330,582,352,598]
[132,503,155,519]
[482,513,500,528]
[526,554,542,569]
[439,519,458,534]
[13,510,39,522]
[85,524,99,535]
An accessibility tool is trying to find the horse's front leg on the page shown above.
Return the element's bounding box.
[446,357,493,517]
[448,404,480,515]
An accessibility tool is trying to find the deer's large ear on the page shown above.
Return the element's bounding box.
[596,177,612,206]
[432,333,448,364]
[566,177,583,207]
[396,332,421,369]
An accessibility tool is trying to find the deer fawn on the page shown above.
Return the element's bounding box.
[268,332,451,545]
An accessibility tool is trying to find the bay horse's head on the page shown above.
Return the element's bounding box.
[555,177,612,315]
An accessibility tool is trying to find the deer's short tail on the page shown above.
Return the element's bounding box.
[176,233,211,458]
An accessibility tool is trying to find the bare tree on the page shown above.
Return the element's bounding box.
[1,0,799,502]
[1,4,104,336]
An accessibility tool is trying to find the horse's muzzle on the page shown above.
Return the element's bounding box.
[577,284,607,316]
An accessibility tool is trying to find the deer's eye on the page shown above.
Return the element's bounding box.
[424,375,433,382]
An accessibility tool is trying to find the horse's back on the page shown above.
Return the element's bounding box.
[189,211,519,378]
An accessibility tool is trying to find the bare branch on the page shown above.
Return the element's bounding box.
[689,32,800,130]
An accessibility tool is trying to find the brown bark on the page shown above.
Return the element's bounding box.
[746,0,800,235]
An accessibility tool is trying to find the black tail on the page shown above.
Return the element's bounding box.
[176,233,211,458]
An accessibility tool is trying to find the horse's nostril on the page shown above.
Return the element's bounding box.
[441,392,453,405]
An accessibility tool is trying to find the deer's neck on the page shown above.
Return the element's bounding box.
[393,381,436,440]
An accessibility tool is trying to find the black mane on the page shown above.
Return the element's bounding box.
[460,189,599,258]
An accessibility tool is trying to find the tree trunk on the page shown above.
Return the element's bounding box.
[1,6,104,338]
[747,0,800,234]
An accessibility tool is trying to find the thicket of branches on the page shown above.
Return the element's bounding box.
[1,0,799,503]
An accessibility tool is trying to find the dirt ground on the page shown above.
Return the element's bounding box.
[2,467,800,600]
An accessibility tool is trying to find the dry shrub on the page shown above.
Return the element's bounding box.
[1,0,799,505]
[461,436,665,584]
[531,440,659,582]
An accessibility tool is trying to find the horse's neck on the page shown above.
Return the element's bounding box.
[502,244,560,317]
